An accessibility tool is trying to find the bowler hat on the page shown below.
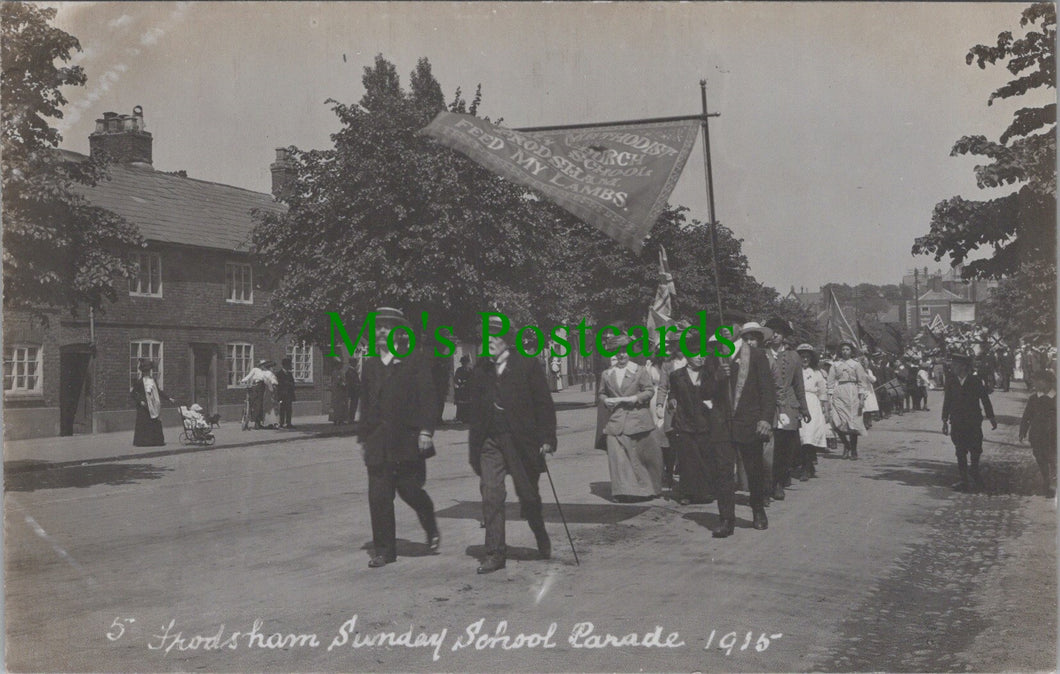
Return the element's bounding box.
[764,317,794,337]
[604,333,632,352]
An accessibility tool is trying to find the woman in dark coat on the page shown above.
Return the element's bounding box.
[131,359,173,447]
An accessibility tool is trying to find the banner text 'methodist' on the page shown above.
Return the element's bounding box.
[326,311,737,360]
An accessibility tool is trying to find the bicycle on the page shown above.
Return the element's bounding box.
[241,388,251,431]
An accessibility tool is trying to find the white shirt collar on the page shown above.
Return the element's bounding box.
[381,352,399,366]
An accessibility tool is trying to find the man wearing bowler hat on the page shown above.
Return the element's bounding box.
[941,351,997,492]
[358,306,440,568]
[469,315,556,574]
[709,322,776,534]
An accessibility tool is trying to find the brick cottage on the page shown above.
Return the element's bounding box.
[3,107,331,440]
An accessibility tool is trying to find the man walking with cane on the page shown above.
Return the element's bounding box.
[469,316,556,574]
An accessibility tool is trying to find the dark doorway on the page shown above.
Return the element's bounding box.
[59,345,93,436]
[189,344,217,414]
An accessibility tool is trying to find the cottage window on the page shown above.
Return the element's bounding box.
[225,262,253,304]
[227,343,254,387]
[130,340,164,388]
[285,342,313,383]
[4,345,42,396]
[129,252,162,297]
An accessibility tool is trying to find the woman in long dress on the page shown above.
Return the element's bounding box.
[828,342,870,459]
[796,345,828,478]
[597,335,663,501]
[131,359,173,447]
[261,366,280,428]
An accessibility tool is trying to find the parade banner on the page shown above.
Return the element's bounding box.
[420,112,701,252]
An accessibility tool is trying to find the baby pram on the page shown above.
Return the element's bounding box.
[178,405,216,446]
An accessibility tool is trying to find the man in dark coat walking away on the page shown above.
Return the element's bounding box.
[942,352,997,492]
[358,307,440,568]
[276,357,297,428]
[469,316,557,574]
[708,322,777,536]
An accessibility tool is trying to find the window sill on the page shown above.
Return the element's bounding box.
[4,391,44,400]
[226,299,254,305]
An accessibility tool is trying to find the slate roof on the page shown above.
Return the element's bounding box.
[62,150,283,252]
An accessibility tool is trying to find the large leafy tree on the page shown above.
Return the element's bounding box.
[912,3,1056,336]
[252,55,565,346]
[253,53,810,350]
[2,2,142,318]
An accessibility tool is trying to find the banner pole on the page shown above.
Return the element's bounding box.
[700,79,725,325]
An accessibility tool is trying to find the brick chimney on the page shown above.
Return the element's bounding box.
[89,106,152,165]
[270,147,297,199]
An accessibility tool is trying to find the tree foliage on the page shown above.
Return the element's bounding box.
[2,2,142,317]
[911,3,1055,333]
[253,54,807,349]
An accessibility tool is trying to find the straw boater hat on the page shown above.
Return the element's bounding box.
[795,343,816,354]
[374,306,409,327]
[739,321,773,341]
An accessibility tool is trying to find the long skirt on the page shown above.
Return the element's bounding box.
[262,388,279,427]
[329,384,347,423]
[249,383,265,424]
[671,431,712,500]
[799,395,828,448]
[830,382,866,435]
[606,431,663,499]
[133,408,165,447]
[863,387,880,414]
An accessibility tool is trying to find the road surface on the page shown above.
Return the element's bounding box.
[4,389,1055,672]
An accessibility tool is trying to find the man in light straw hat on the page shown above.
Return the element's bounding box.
[709,322,776,534]
[358,306,441,568]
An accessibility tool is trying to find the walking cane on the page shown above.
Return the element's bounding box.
[542,456,580,565]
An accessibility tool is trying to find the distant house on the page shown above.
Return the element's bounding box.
[3,107,327,440]
[906,288,974,329]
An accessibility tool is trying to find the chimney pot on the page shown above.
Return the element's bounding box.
[89,107,152,165]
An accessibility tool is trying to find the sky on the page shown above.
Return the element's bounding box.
[46,1,1051,294]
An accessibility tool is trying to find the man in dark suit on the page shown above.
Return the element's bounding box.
[668,330,716,505]
[942,352,997,492]
[763,318,810,500]
[469,316,557,574]
[345,360,360,424]
[358,307,440,568]
[708,322,777,535]
[276,357,297,428]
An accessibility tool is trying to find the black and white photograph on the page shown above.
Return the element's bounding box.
[2,2,1057,672]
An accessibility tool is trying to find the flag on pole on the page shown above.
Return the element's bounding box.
[647,246,675,348]
[419,112,701,252]
[827,288,862,351]
[928,313,945,333]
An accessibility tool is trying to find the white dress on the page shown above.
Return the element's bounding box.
[863,368,880,413]
[799,367,828,448]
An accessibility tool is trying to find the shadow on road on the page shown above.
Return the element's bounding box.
[866,457,1046,497]
[436,499,650,525]
[358,538,437,558]
[463,544,545,561]
[5,461,171,492]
